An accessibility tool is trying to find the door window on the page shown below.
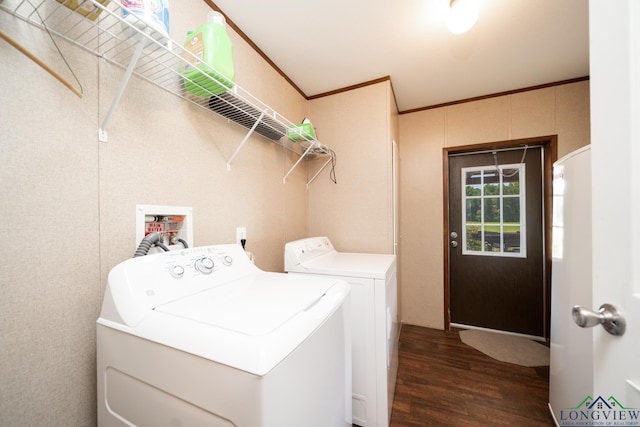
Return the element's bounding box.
[462,164,526,257]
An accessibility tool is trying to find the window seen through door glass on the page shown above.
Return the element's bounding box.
[462,165,526,258]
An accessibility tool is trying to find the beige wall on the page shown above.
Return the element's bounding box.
[398,80,591,329]
[0,2,589,424]
[0,3,310,425]
[307,81,397,254]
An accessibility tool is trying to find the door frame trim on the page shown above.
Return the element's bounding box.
[443,136,558,340]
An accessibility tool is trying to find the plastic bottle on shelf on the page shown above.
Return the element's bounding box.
[181,11,235,97]
[121,0,170,38]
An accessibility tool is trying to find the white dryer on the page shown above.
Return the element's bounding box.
[284,237,398,427]
[97,243,351,427]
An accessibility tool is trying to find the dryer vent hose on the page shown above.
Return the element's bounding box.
[133,232,169,257]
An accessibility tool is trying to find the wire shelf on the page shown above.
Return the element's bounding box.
[0,0,333,184]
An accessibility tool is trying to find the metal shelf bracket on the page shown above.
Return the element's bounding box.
[307,156,333,189]
[283,141,318,183]
[226,109,267,170]
[98,34,147,142]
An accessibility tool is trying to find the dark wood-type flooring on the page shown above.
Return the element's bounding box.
[389,325,555,426]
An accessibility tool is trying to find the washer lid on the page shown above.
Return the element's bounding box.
[154,272,333,336]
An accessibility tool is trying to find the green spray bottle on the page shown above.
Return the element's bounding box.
[181,11,235,96]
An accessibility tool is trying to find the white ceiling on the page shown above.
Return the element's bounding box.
[210,0,589,112]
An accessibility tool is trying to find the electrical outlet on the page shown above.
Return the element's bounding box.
[236,227,247,245]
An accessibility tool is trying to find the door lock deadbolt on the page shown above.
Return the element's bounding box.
[450,231,459,248]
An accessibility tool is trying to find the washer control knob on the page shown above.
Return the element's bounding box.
[222,255,233,266]
[169,264,185,278]
[194,257,214,274]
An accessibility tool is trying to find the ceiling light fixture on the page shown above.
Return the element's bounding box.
[447,0,480,34]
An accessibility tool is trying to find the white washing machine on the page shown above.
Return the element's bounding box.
[284,237,398,427]
[97,243,351,427]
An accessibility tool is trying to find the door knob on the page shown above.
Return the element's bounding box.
[450,231,458,248]
[571,304,626,336]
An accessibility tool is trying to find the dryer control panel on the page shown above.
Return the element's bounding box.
[284,236,335,269]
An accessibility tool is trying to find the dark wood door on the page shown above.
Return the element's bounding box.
[448,146,544,336]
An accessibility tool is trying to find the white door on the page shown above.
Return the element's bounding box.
[569,0,640,423]
[549,145,593,423]
[550,1,640,424]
